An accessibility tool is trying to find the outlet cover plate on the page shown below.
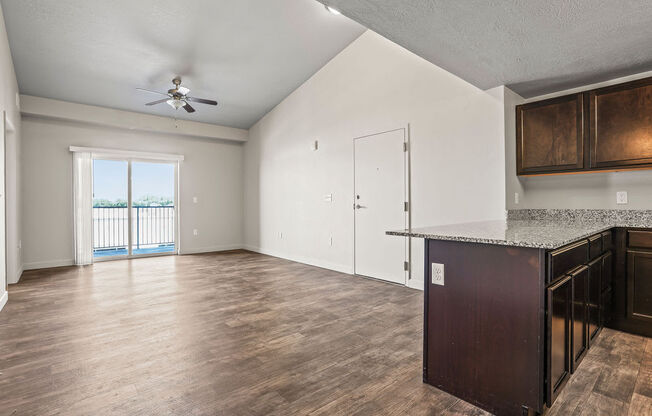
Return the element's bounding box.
[431,263,444,286]
[616,191,628,204]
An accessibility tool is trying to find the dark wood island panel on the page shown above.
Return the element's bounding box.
[424,239,546,416]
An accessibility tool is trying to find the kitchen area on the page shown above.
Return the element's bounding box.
[389,75,652,415]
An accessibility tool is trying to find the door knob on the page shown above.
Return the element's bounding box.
[355,204,366,209]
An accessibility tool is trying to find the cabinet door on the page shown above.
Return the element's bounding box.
[589,77,652,169]
[627,250,652,323]
[587,258,602,345]
[602,251,613,292]
[602,287,613,327]
[516,93,585,175]
[571,266,588,372]
[546,274,572,407]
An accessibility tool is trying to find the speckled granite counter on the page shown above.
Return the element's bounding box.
[387,210,652,249]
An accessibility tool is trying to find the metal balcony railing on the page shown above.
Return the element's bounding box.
[93,206,175,252]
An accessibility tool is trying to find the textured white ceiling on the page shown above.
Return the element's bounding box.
[319,0,652,97]
[0,0,364,128]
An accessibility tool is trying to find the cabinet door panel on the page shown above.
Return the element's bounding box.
[590,78,652,169]
[587,258,602,345]
[627,250,652,322]
[517,94,584,175]
[602,251,613,293]
[571,266,588,372]
[546,275,572,407]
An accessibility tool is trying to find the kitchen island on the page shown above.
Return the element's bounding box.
[388,211,652,416]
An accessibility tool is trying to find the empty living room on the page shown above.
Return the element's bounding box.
[1,1,651,415]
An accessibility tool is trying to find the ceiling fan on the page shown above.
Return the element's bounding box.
[136,77,217,113]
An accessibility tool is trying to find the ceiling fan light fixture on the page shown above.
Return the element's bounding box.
[166,98,185,110]
[324,5,341,15]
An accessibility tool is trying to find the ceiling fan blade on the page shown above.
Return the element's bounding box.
[145,98,169,106]
[187,97,218,106]
[136,88,168,96]
[177,86,190,95]
[183,103,196,113]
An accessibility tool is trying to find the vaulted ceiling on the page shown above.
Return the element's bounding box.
[319,0,652,97]
[0,0,365,128]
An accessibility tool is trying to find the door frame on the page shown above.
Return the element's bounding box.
[352,125,411,284]
[2,112,7,292]
[90,155,180,262]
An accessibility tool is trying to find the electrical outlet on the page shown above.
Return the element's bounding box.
[431,263,444,286]
[616,191,628,205]
[193,229,198,236]
[514,192,520,204]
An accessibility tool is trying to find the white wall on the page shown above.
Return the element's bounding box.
[505,71,652,210]
[244,31,506,288]
[21,116,244,269]
[0,3,22,298]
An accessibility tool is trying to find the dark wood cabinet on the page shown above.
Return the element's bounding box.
[548,239,588,284]
[546,274,572,407]
[589,77,652,169]
[516,75,652,176]
[587,258,601,344]
[570,266,588,372]
[516,94,585,175]
[420,227,649,414]
[626,250,652,323]
[602,251,613,295]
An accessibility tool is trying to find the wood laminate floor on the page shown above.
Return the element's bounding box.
[0,250,650,415]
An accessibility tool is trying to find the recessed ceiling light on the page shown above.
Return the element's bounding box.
[324,5,341,15]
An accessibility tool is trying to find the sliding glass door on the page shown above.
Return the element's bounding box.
[92,158,177,259]
[131,161,176,255]
[93,159,129,258]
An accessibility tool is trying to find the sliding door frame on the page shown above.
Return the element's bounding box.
[92,156,180,262]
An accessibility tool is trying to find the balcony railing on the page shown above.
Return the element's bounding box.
[93,206,175,255]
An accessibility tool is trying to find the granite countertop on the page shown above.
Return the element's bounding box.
[386,219,647,249]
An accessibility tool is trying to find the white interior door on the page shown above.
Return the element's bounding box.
[354,129,407,284]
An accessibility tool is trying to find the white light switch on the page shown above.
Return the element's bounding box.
[616,191,628,205]
[193,196,198,204]
[193,229,198,236]
[514,192,519,204]
[324,194,333,202]
[431,263,444,286]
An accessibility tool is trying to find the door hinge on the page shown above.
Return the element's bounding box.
[404,261,409,271]
[404,201,409,212]
[403,142,408,152]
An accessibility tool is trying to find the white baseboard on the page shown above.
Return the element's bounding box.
[0,290,7,312]
[178,244,244,255]
[23,259,74,271]
[242,245,354,275]
[8,264,24,284]
[407,279,424,291]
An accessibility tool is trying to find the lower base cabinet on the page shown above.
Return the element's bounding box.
[571,266,589,372]
[546,238,613,407]
[587,258,602,344]
[627,249,652,323]
[546,275,572,406]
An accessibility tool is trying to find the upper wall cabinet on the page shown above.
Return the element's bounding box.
[516,94,585,175]
[589,78,652,169]
[516,75,652,176]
